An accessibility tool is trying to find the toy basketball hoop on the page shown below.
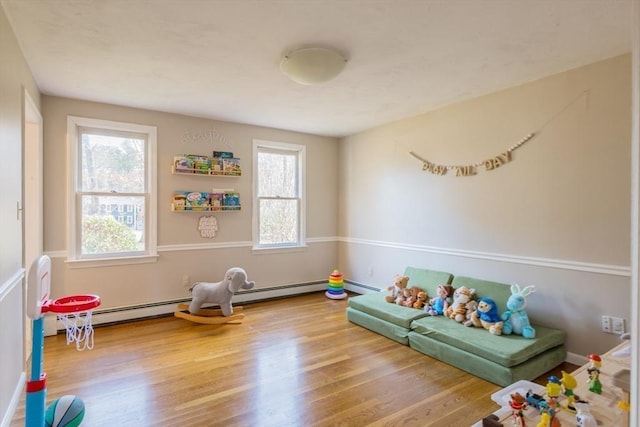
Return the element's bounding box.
[25,255,101,427]
[27,255,101,351]
[45,294,101,351]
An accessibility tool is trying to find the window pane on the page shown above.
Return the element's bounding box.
[80,132,145,193]
[81,195,145,255]
[259,199,298,245]
[257,151,296,197]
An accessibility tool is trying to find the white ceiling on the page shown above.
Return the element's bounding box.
[2,0,632,137]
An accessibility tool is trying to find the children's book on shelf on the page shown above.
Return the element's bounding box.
[223,192,241,210]
[210,192,223,211]
[213,151,234,159]
[210,158,222,174]
[222,158,241,176]
[174,155,194,173]
[173,191,210,211]
[187,154,211,174]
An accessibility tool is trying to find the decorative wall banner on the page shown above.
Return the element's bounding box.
[183,126,232,148]
[410,133,535,176]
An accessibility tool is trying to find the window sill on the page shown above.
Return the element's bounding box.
[251,245,308,255]
[65,254,159,269]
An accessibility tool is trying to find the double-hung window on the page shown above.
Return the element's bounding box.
[67,116,157,265]
[253,140,305,249]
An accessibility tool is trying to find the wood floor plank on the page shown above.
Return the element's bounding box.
[10,292,575,426]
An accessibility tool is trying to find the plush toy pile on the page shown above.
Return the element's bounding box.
[384,274,537,339]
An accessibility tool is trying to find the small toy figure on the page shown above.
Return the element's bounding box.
[546,375,562,407]
[560,370,578,413]
[587,367,602,394]
[536,412,550,427]
[587,354,602,370]
[526,390,546,410]
[575,400,597,427]
[587,354,602,394]
[537,401,561,427]
[509,392,527,427]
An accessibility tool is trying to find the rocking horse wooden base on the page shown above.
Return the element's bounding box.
[174,303,244,324]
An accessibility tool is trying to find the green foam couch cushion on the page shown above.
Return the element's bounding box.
[346,306,412,345]
[402,266,454,300]
[450,275,511,311]
[408,331,567,387]
[347,292,429,329]
[410,316,566,367]
[347,267,454,329]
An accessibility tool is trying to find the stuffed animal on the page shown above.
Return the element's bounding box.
[444,286,476,322]
[413,289,428,309]
[501,284,536,338]
[465,297,504,335]
[402,286,420,308]
[385,274,409,304]
[426,284,453,316]
[463,299,478,326]
[188,267,255,316]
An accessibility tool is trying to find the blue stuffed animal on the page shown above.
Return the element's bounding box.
[465,297,504,335]
[501,284,536,339]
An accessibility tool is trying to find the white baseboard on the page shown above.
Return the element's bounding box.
[56,281,328,330]
[345,280,381,294]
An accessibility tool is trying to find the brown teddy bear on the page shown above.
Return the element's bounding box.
[401,286,419,308]
[413,290,428,309]
[385,274,409,304]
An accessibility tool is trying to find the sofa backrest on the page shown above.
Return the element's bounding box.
[403,266,454,298]
[451,275,511,313]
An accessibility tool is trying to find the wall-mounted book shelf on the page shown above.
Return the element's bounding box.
[171,190,241,212]
[173,153,241,177]
[171,165,241,177]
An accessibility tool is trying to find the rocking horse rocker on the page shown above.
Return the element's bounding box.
[174,267,255,324]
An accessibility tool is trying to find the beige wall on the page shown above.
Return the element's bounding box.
[42,96,339,315]
[339,54,632,358]
[0,4,41,425]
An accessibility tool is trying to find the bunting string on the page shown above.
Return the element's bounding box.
[409,133,535,176]
[409,90,589,177]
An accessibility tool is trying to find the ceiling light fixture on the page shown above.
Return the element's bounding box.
[280,47,347,85]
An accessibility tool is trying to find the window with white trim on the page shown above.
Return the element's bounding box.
[67,116,157,264]
[253,140,305,249]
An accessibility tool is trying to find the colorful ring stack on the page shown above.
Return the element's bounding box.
[326,269,347,299]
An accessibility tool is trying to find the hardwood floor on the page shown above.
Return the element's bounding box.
[10,292,576,427]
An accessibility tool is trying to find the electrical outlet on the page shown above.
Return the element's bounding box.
[611,317,625,334]
[601,315,612,333]
[182,275,190,288]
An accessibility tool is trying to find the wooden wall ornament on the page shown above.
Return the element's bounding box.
[410,133,535,176]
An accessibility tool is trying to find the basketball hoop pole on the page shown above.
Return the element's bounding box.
[25,316,46,427]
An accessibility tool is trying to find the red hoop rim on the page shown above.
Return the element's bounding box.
[43,294,101,314]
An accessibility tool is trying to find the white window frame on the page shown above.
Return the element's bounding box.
[66,116,158,267]
[252,139,306,251]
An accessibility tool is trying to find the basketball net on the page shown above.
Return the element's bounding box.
[57,310,95,351]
